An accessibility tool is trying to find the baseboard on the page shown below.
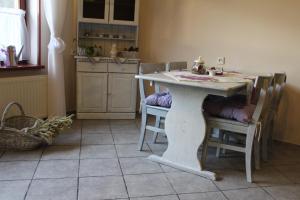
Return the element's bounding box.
[76,112,136,119]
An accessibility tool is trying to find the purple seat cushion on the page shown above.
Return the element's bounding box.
[204,95,255,123]
[145,92,172,108]
[218,104,256,123]
[157,93,172,108]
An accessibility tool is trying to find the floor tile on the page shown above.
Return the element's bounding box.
[4,120,300,200]
[26,178,77,200]
[61,124,81,135]
[70,119,82,128]
[79,176,128,200]
[80,158,122,177]
[275,164,300,183]
[165,172,218,194]
[264,184,300,200]
[116,144,151,158]
[113,132,140,144]
[41,146,80,160]
[110,119,137,126]
[131,195,179,200]
[223,187,273,200]
[82,120,110,133]
[147,143,168,155]
[0,149,43,161]
[204,156,237,170]
[0,161,38,180]
[124,173,175,197]
[213,169,257,190]
[80,145,117,159]
[268,144,300,166]
[151,134,168,144]
[160,164,180,173]
[53,132,81,146]
[253,166,291,186]
[179,192,227,200]
[0,180,30,200]
[82,133,114,145]
[110,120,138,131]
[120,157,162,175]
[267,154,300,166]
[34,160,78,179]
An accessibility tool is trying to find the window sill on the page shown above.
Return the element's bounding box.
[0,64,45,71]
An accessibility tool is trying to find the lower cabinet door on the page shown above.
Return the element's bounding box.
[77,72,108,113]
[108,73,137,112]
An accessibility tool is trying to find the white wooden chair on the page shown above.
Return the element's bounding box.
[202,79,269,182]
[214,76,273,169]
[262,73,286,161]
[137,63,166,150]
[152,61,188,143]
[138,62,188,150]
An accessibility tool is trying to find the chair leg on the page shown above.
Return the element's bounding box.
[245,125,256,183]
[269,119,275,155]
[152,116,161,144]
[216,129,223,158]
[254,137,261,170]
[222,134,229,155]
[137,108,148,151]
[262,125,270,162]
[201,127,211,167]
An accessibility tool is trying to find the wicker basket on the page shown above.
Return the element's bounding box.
[0,102,45,150]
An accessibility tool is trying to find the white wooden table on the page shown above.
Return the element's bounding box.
[135,72,247,180]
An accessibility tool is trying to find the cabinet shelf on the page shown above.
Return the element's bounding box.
[74,56,140,63]
[79,36,136,41]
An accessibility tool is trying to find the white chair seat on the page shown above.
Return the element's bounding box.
[146,104,170,111]
[208,117,249,127]
[207,117,250,134]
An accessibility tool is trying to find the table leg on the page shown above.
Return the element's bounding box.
[148,84,217,180]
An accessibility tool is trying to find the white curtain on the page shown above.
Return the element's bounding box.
[0,8,29,61]
[44,0,68,117]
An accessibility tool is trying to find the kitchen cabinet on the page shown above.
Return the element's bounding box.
[108,73,137,113]
[78,0,139,25]
[77,72,108,113]
[76,60,139,119]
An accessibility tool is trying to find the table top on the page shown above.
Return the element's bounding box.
[135,72,249,97]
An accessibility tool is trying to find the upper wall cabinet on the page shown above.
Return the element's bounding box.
[109,0,139,25]
[78,0,110,24]
[78,0,139,26]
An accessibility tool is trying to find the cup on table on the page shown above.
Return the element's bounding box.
[209,70,216,76]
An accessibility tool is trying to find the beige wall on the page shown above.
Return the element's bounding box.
[138,0,300,144]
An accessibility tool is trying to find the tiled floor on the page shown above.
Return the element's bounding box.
[0,119,300,200]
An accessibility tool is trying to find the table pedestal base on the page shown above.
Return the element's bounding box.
[148,155,217,180]
[147,83,218,181]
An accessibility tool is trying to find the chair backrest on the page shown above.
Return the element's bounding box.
[166,61,188,71]
[138,63,166,103]
[252,87,267,122]
[273,73,287,86]
[270,73,286,112]
[252,76,272,122]
[252,75,273,104]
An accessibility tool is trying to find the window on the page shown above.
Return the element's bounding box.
[0,0,29,64]
[0,0,19,9]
